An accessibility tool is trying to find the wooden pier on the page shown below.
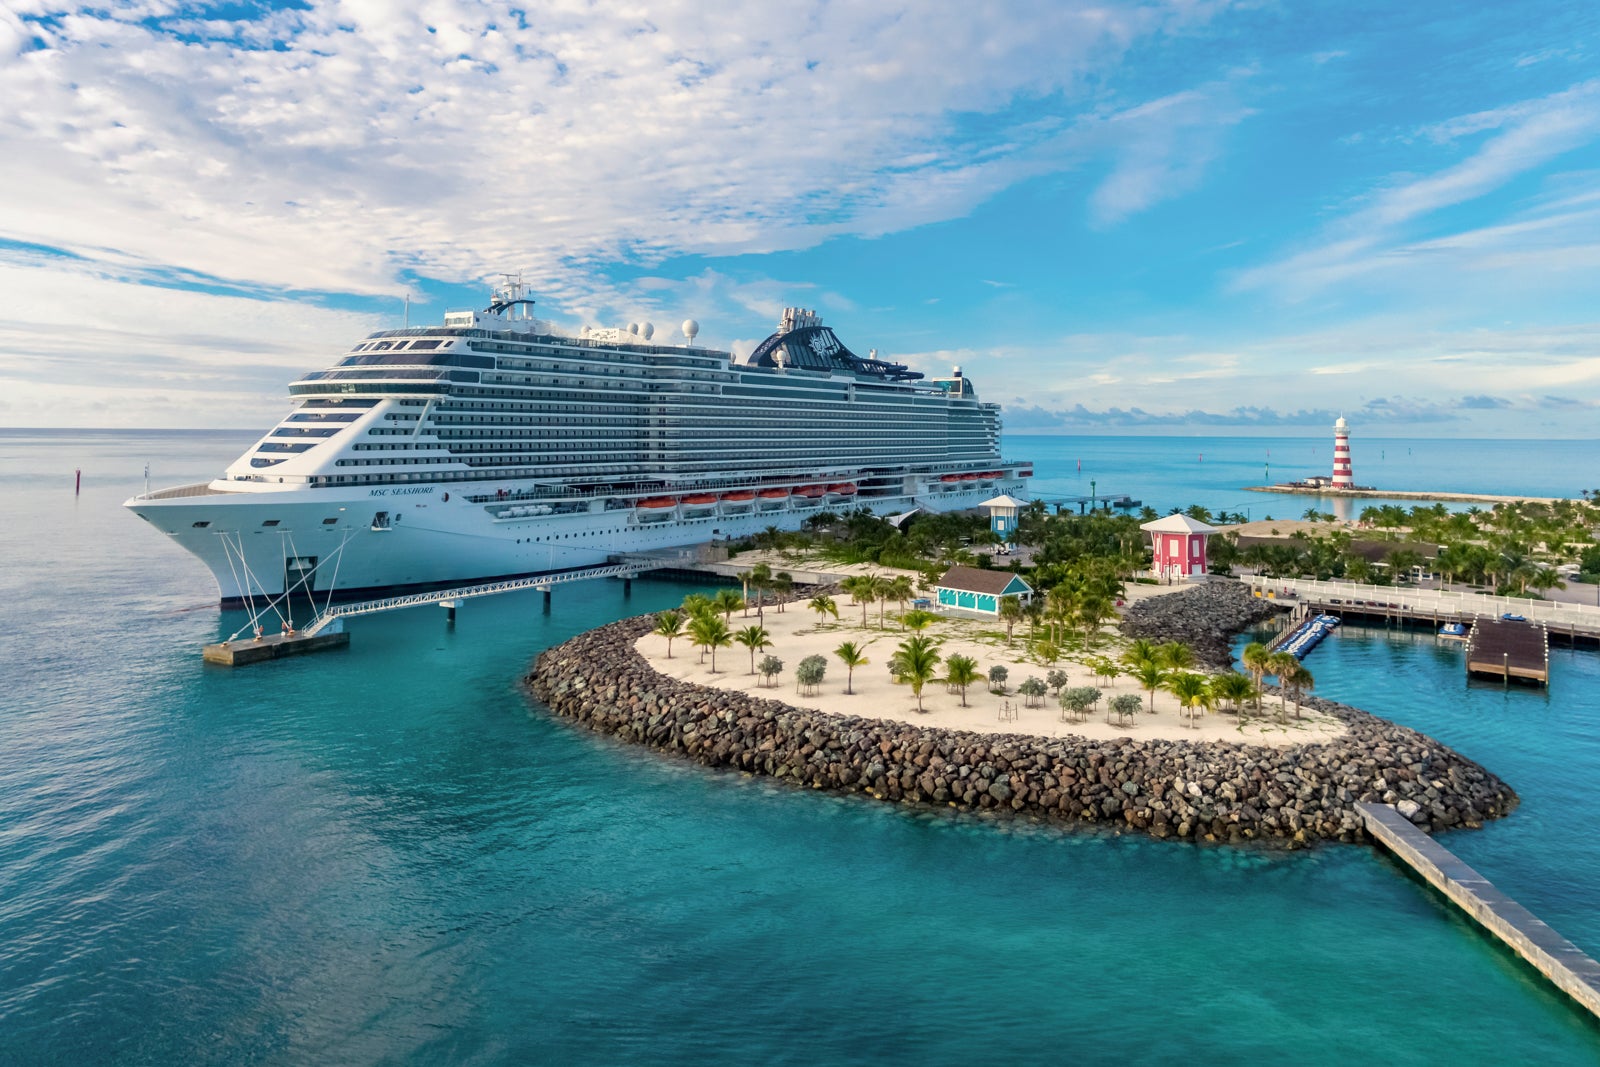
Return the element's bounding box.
[1358,802,1600,1021]
[1466,616,1550,686]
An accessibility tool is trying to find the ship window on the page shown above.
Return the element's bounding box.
[322,517,338,525]
[192,521,211,528]
[262,519,281,527]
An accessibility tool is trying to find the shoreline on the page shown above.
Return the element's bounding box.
[523,586,1518,847]
[1244,485,1565,505]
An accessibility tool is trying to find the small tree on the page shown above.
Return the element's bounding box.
[1046,669,1070,695]
[757,655,784,687]
[987,664,1009,694]
[1109,693,1142,725]
[808,594,839,624]
[689,613,732,672]
[773,571,795,611]
[1087,656,1120,690]
[1167,671,1211,727]
[733,625,773,674]
[944,654,981,707]
[714,588,745,621]
[796,654,828,695]
[998,594,1022,643]
[1035,641,1061,666]
[901,609,937,631]
[652,609,685,658]
[1058,685,1093,722]
[1131,659,1166,713]
[1018,677,1047,707]
[890,634,943,712]
[834,641,870,695]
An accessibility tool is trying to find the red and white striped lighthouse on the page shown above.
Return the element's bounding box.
[1332,416,1353,488]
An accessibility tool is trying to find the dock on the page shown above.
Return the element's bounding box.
[203,627,350,665]
[1466,616,1550,685]
[1358,802,1600,1021]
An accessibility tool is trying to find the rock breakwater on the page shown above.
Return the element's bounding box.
[1120,580,1285,669]
[524,615,1517,846]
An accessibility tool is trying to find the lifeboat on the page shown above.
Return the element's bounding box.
[1019,469,1033,478]
[637,496,677,509]
[721,490,756,502]
[757,487,789,510]
[940,474,963,483]
[825,482,857,499]
[681,493,719,505]
[794,485,826,498]
[960,473,980,481]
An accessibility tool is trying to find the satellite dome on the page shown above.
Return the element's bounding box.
[628,322,640,335]
[641,322,654,340]
[682,319,700,343]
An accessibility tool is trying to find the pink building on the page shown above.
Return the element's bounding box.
[1140,514,1219,581]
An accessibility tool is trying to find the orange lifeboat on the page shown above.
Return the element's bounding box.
[682,493,719,505]
[940,474,962,483]
[758,488,790,499]
[826,482,857,496]
[721,490,756,502]
[795,484,826,498]
[637,496,677,509]
[960,473,979,481]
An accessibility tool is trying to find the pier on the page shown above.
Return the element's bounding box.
[1245,576,1600,650]
[204,556,689,666]
[1466,616,1550,685]
[1358,802,1600,1022]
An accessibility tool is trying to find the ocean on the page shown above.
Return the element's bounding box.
[4,428,1600,1063]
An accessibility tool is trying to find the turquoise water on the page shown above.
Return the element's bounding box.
[4,429,1600,1062]
[1237,621,1600,959]
[1015,434,1600,520]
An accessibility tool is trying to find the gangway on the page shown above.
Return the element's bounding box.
[302,560,669,636]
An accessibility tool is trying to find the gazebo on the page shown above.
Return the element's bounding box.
[932,565,1033,615]
[1140,513,1218,581]
[978,493,1028,543]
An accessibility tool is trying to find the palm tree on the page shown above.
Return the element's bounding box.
[689,613,732,672]
[713,588,745,621]
[1121,639,1160,671]
[748,562,773,620]
[944,654,981,707]
[733,624,772,674]
[681,592,714,620]
[888,575,915,624]
[890,634,943,712]
[841,574,876,626]
[901,609,937,631]
[997,594,1022,644]
[1265,651,1299,720]
[1078,594,1110,646]
[1023,597,1044,642]
[1281,661,1314,720]
[1157,641,1195,671]
[873,574,895,629]
[652,609,685,658]
[1166,672,1211,727]
[773,571,795,611]
[1045,585,1075,645]
[834,641,869,694]
[1240,641,1271,709]
[1131,659,1166,713]
[808,594,839,624]
[1210,672,1257,717]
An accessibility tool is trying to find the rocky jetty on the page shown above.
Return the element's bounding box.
[1120,580,1285,669]
[524,615,1518,847]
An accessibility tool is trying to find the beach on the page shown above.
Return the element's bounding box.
[636,594,1344,747]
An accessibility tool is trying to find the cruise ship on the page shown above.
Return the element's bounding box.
[127,279,1031,607]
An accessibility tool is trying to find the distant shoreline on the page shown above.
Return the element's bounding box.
[1244,485,1565,506]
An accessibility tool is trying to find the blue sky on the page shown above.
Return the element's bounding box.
[2,0,1599,435]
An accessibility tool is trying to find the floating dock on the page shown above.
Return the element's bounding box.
[1466,616,1550,686]
[1358,802,1600,1021]
[203,629,350,665]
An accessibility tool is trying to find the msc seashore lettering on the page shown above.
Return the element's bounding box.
[369,487,434,497]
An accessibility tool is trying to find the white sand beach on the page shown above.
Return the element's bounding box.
[637,597,1345,747]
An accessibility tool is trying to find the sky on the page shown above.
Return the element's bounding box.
[3,0,1599,436]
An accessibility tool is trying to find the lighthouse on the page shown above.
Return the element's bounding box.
[1332,416,1353,488]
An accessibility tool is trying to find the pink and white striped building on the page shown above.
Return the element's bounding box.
[1332,417,1354,488]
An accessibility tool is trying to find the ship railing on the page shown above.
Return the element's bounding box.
[133,482,238,500]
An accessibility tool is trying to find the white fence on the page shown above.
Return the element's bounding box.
[1242,576,1600,631]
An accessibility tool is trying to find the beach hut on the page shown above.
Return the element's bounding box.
[1140,514,1218,581]
[933,566,1033,615]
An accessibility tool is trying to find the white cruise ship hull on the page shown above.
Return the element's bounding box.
[129,477,1023,607]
